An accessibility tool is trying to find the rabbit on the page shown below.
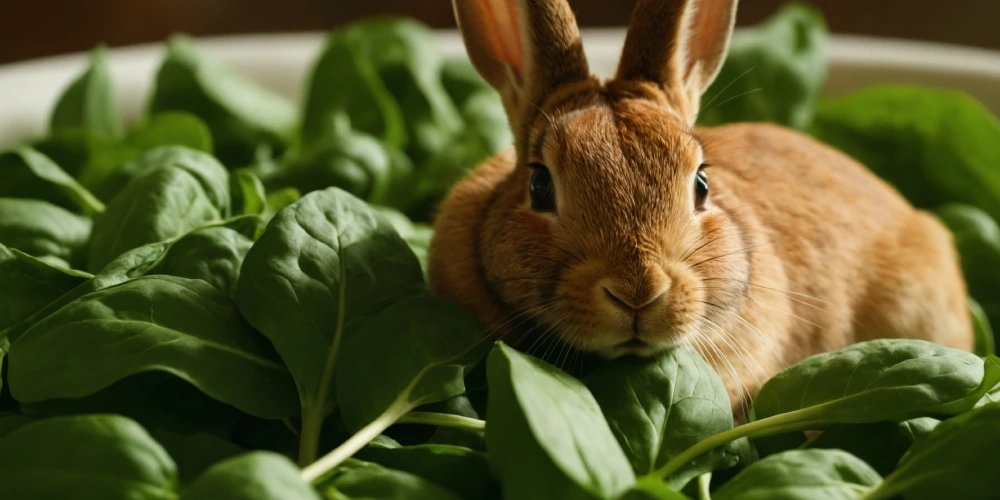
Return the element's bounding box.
[428,0,973,422]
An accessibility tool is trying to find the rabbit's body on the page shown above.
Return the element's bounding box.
[432,0,973,421]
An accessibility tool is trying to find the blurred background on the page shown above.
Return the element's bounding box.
[2,0,998,65]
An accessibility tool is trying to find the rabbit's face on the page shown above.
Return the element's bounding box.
[481,87,749,358]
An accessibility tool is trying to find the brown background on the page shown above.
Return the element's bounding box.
[2,0,998,65]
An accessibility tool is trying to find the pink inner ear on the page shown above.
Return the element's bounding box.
[684,0,732,84]
[482,0,524,73]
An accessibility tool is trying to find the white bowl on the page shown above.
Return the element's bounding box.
[0,29,998,148]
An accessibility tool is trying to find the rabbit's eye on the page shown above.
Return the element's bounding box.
[694,168,709,210]
[529,164,556,212]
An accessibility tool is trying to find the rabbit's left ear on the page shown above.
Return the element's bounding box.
[615,0,738,123]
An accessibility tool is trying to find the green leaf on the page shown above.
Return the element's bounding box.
[150,36,296,166]
[440,58,491,109]
[31,127,115,178]
[616,478,691,500]
[182,452,320,500]
[151,430,246,485]
[370,206,432,273]
[1,216,261,347]
[712,449,880,500]
[801,418,939,476]
[326,18,463,162]
[586,347,737,488]
[50,45,121,137]
[355,443,499,499]
[300,29,407,150]
[20,372,242,440]
[865,401,1000,500]
[234,187,425,462]
[87,146,230,272]
[935,203,1000,350]
[81,112,214,196]
[0,147,105,214]
[231,169,267,216]
[698,3,827,129]
[268,130,413,209]
[486,342,635,500]
[751,339,1000,424]
[0,414,178,499]
[0,412,31,439]
[810,86,1000,222]
[0,198,92,266]
[9,275,298,419]
[265,187,300,218]
[969,297,995,357]
[316,458,461,500]
[336,296,485,430]
[0,243,90,331]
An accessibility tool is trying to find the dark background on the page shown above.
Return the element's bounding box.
[3,0,998,65]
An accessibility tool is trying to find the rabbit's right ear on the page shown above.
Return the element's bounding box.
[615,0,738,124]
[452,0,590,135]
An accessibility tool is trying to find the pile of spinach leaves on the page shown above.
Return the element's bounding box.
[1,5,998,499]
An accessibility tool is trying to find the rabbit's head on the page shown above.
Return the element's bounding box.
[440,0,748,358]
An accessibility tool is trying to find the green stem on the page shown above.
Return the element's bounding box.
[397,412,486,431]
[697,472,712,500]
[297,407,324,466]
[301,400,411,483]
[649,407,830,480]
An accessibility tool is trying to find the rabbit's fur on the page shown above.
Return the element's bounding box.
[430,0,972,420]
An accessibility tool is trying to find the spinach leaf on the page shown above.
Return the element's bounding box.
[234,187,425,463]
[80,112,214,196]
[0,412,31,439]
[87,146,230,272]
[969,297,995,357]
[50,45,121,137]
[0,147,105,214]
[0,243,90,331]
[8,275,298,419]
[265,187,301,218]
[149,36,296,166]
[300,29,406,150]
[585,346,737,489]
[336,297,484,430]
[231,169,267,216]
[486,342,635,500]
[459,90,512,157]
[370,206,432,275]
[182,452,320,500]
[0,217,259,346]
[801,418,940,476]
[697,3,827,129]
[267,130,413,209]
[31,127,114,178]
[864,401,1000,500]
[810,86,1000,222]
[150,430,246,485]
[0,198,92,266]
[331,18,463,162]
[355,443,498,499]
[440,59,491,110]
[617,478,691,500]
[936,203,1000,348]
[751,339,1000,423]
[712,449,880,500]
[20,371,242,441]
[0,414,178,499]
[316,458,461,500]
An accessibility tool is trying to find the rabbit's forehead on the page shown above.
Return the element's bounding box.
[549,102,701,200]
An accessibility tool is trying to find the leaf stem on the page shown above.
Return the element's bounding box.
[649,406,829,480]
[301,400,411,483]
[697,472,712,500]
[397,411,486,431]
[297,407,324,466]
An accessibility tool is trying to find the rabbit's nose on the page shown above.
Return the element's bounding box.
[602,281,670,312]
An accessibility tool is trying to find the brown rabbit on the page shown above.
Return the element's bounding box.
[429,0,973,421]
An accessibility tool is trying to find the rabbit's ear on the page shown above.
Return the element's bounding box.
[615,0,738,123]
[452,0,590,128]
